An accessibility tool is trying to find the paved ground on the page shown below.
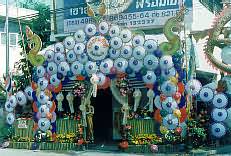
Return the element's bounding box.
[0,149,142,156]
[0,149,183,156]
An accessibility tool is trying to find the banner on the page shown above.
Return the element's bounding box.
[18,120,28,129]
[64,0,193,33]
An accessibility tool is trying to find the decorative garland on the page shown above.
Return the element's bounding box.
[159,7,185,55]
[205,5,231,73]
[26,26,44,66]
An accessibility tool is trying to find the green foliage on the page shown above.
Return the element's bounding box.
[14,2,51,91]
[187,120,207,148]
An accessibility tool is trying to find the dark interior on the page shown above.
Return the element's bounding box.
[92,88,113,143]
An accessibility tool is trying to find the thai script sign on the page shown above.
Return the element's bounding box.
[64,0,193,33]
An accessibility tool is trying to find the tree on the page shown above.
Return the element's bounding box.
[14,2,52,91]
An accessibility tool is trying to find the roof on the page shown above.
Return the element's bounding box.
[0,4,38,20]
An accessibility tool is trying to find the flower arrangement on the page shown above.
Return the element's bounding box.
[11,136,32,142]
[74,82,86,97]
[116,77,130,96]
[56,133,77,143]
[120,124,132,141]
[130,134,163,145]
[187,120,207,148]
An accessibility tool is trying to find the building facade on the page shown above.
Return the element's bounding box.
[0,4,38,78]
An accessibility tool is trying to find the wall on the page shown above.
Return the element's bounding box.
[0,4,38,78]
[0,30,22,78]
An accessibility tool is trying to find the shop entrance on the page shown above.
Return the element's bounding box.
[92,88,113,143]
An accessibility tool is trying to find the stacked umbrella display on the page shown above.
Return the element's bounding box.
[187,79,228,138]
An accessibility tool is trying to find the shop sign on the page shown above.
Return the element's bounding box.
[18,120,28,129]
[64,0,193,33]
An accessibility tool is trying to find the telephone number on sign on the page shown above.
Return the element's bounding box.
[116,19,156,27]
[66,17,94,26]
[107,10,179,21]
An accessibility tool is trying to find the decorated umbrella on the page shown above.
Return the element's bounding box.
[162,97,178,113]
[142,71,157,84]
[212,93,228,108]
[211,108,228,122]
[85,24,97,36]
[54,42,65,53]
[46,62,57,76]
[144,39,157,53]
[77,53,89,64]
[159,55,173,69]
[51,112,57,123]
[133,46,146,60]
[74,43,85,55]
[199,87,214,102]
[85,61,98,75]
[5,101,13,112]
[45,50,54,62]
[143,54,159,70]
[161,68,176,80]
[154,96,162,110]
[38,118,51,132]
[110,37,123,50]
[39,105,50,118]
[71,61,84,76]
[129,57,143,72]
[185,79,202,96]
[64,36,75,50]
[57,61,70,76]
[162,114,179,130]
[100,58,114,74]
[50,74,61,87]
[179,122,187,137]
[160,81,177,97]
[96,72,106,86]
[66,50,77,63]
[37,91,49,104]
[74,30,86,43]
[37,77,48,91]
[6,113,15,125]
[98,21,109,34]
[120,29,132,43]
[54,53,65,64]
[9,95,17,108]
[224,108,231,128]
[211,122,226,138]
[45,101,53,109]
[36,66,45,78]
[109,48,120,59]
[132,35,145,47]
[16,91,27,106]
[120,45,132,59]
[24,86,33,101]
[109,25,120,37]
[114,57,128,73]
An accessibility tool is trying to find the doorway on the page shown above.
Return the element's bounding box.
[92,88,113,143]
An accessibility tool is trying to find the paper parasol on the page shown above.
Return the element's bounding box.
[211,122,226,138]
[199,87,214,102]
[162,114,179,130]
[212,93,228,108]
[211,108,227,122]
[185,79,202,96]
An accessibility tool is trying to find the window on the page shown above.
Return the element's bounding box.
[1,33,6,45]
[10,34,17,46]
[0,33,18,46]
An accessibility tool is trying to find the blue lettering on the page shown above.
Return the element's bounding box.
[136,0,144,9]
[159,0,166,7]
[136,0,179,9]
[170,0,177,5]
[151,0,158,7]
